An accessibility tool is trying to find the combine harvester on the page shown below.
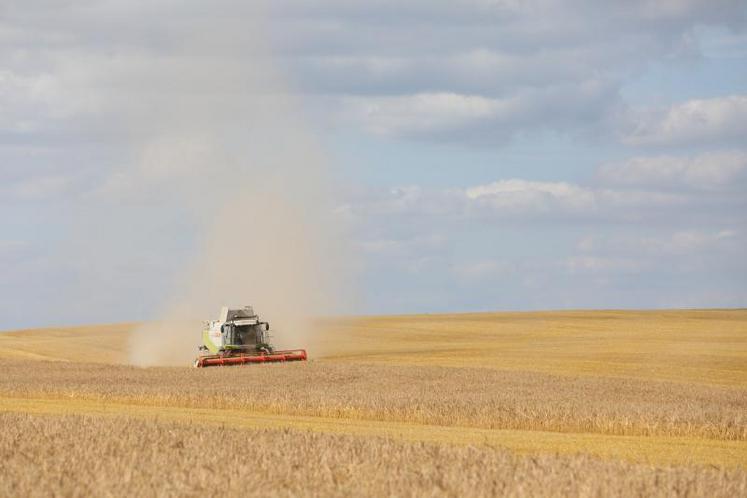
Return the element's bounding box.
[194,306,307,367]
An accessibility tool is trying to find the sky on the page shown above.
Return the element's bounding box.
[1,0,746,329]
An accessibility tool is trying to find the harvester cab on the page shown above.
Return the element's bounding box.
[216,306,271,352]
[194,306,307,367]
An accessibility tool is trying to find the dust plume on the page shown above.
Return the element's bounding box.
[118,3,348,365]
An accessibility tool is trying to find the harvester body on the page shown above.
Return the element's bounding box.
[194,306,307,367]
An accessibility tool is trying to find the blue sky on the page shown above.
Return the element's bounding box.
[1,1,746,329]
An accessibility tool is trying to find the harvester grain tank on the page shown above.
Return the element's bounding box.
[194,306,307,367]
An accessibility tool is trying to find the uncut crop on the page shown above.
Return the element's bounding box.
[1,358,744,441]
[1,413,745,498]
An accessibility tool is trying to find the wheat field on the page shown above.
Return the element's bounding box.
[2,413,746,498]
[1,309,746,496]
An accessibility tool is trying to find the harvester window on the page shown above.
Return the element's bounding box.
[236,326,258,346]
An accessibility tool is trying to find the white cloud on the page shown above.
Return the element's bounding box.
[666,230,735,253]
[345,178,690,224]
[464,179,684,219]
[577,229,741,257]
[623,95,747,146]
[566,228,745,289]
[566,256,644,274]
[597,151,747,190]
[466,179,594,207]
[340,80,616,140]
[342,92,505,137]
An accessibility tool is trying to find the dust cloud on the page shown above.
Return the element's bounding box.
[123,3,349,366]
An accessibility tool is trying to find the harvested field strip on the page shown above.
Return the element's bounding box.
[318,309,747,386]
[0,323,133,364]
[1,396,745,468]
